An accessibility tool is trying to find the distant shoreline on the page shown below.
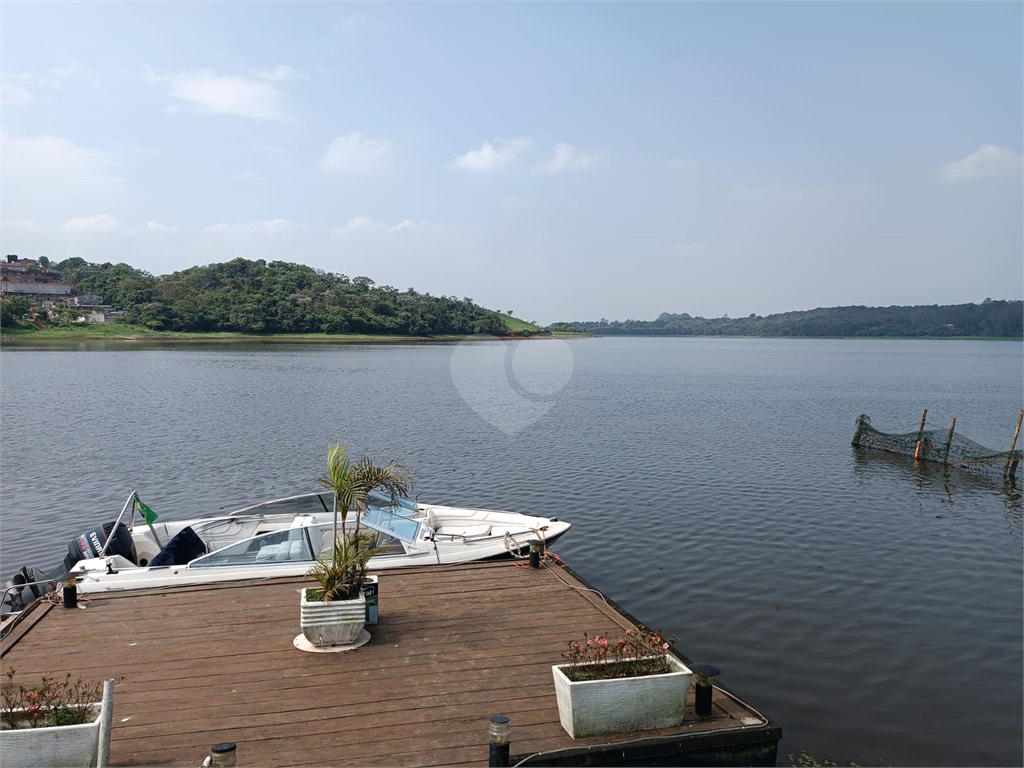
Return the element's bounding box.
[0,327,1014,345]
[0,326,598,344]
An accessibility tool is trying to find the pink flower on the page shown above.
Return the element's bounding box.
[662,642,670,650]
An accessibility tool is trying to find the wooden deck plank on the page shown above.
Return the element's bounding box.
[1,559,776,767]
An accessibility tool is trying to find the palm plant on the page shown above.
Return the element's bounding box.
[311,444,413,600]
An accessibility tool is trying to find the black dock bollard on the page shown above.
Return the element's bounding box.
[689,663,721,717]
[62,578,77,609]
[489,715,510,767]
[209,742,236,767]
[528,540,542,568]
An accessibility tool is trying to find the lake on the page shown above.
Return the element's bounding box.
[1,336,1021,766]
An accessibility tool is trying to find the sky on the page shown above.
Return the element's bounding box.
[1,2,1021,325]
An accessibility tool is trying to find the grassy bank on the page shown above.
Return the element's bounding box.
[0,319,561,344]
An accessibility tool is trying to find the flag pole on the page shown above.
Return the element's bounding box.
[135,494,163,549]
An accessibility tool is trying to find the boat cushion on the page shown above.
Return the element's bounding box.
[149,526,207,567]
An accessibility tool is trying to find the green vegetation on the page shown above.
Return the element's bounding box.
[5,257,529,337]
[788,751,858,767]
[552,300,1023,339]
[498,313,543,335]
[310,444,412,601]
[0,296,31,327]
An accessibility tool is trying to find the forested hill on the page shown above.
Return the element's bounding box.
[549,300,1023,339]
[55,257,512,335]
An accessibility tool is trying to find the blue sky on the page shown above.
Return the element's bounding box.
[2,2,1021,324]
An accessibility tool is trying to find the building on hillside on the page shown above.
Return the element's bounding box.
[1,255,73,299]
[72,293,105,307]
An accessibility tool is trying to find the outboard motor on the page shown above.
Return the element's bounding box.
[2,566,59,614]
[63,522,138,572]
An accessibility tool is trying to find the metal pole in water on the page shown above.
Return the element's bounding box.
[913,409,928,462]
[943,417,956,465]
[1003,410,1023,477]
[489,715,510,767]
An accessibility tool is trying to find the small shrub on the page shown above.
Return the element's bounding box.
[562,627,679,682]
[1,669,103,729]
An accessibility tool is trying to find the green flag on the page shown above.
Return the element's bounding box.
[134,495,158,525]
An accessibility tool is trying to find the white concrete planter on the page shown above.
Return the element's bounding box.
[551,655,693,739]
[300,589,366,648]
[1,688,113,768]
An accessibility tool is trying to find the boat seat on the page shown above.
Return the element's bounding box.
[255,540,306,562]
[435,524,492,539]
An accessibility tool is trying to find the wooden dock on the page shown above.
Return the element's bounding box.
[1,559,780,767]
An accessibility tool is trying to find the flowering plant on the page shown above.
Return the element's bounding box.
[1,669,103,729]
[562,627,679,682]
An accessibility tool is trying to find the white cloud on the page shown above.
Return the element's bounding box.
[1,72,35,106]
[153,68,285,119]
[320,133,393,172]
[333,216,472,237]
[144,221,179,233]
[204,219,304,235]
[50,63,79,78]
[334,216,386,236]
[254,65,297,82]
[535,143,599,173]
[1,66,81,106]
[451,137,531,171]
[2,131,118,219]
[388,219,447,234]
[942,144,1022,180]
[3,219,43,234]
[62,215,128,233]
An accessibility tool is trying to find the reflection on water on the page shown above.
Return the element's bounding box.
[852,448,1023,535]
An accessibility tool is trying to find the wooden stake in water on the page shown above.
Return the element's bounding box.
[943,417,956,465]
[913,409,928,462]
[1003,410,1023,477]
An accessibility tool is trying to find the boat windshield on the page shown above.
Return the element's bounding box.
[366,491,418,517]
[189,527,314,569]
[360,505,421,544]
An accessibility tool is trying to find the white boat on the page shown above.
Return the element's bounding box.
[2,490,570,612]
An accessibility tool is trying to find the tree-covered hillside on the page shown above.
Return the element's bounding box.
[55,257,511,336]
[550,300,1023,338]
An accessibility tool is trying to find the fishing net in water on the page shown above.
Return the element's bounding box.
[853,414,1022,477]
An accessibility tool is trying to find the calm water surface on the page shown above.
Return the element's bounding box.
[1,337,1021,766]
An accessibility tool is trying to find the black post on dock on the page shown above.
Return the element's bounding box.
[209,742,236,767]
[488,715,510,767]
[62,578,77,609]
[690,663,721,717]
[528,540,542,568]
